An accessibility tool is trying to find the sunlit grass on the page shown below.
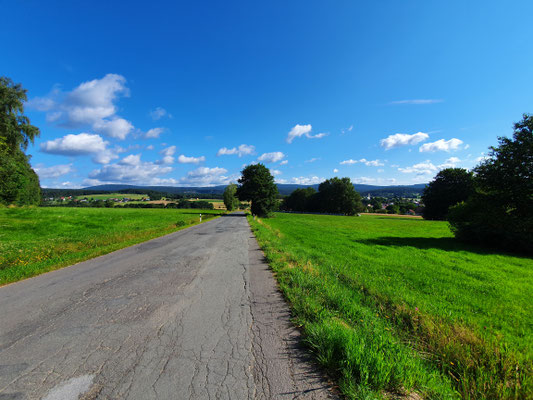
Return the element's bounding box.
[0,207,221,285]
[249,213,532,399]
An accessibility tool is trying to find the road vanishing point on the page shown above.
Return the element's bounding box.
[0,212,336,399]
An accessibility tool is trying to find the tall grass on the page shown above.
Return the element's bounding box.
[0,207,221,285]
[249,213,532,399]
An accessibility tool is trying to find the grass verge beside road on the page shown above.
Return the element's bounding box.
[248,213,532,400]
[0,207,222,286]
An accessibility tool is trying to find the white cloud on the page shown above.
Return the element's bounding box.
[271,169,282,176]
[93,117,133,140]
[389,99,443,105]
[40,133,116,164]
[30,74,136,140]
[286,124,328,144]
[419,138,463,153]
[438,157,461,169]
[40,133,107,155]
[88,161,173,185]
[341,125,353,135]
[279,160,288,165]
[340,159,358,165]
[290,176,324,185]
[34,74,129,125]
[305,157,320,163]
[146,144,154,150]
[380,132,429,150]
[333,168,339,173]
[145,127,165,138]
[119,154,142,166]
[398,161,438,175]
[475,154,490,163]
[217,144,255,157]
[359,158,384,167]
[34,163,74,179]
[178,154,206,164]
[159,146,176,164]
[180,167,230,186]
[150,107,172,120]
[258,151,285,163]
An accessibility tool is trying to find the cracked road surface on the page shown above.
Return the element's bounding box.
[0,213,336,399]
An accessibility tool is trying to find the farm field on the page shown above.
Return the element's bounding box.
[0,207,222,286]
[249,213,532,400]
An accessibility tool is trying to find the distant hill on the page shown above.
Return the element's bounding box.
[44,182,426,198]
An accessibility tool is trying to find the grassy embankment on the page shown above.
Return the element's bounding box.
[0,207,222,286]
[249,213,532,399]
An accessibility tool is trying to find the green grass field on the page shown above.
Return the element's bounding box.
[249,213,532,400]
[0,207,222,286]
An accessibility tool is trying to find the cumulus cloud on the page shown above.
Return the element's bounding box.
[271,169,282,176]
[286,124,328,144]
[380,132,429,150]
[178,154,206,164]
[398,161,438,175]
[88,161,173,184]
[180,167,230,186]
[40,133,107,155]
[333,168,339,173]
[419,138,463,152]
[34,163,74,179]
[30,74,135,140]
[389,99,444,105]
[150,107,172,120]
[290,176,324,185]
[144,127,165,138]
[217,144,255,157]
[359,158,384,167]
[93,117,133,140]
[438,157,461,169]
[340,159,358,165]
[305,157,320,163]
[279,160,288,165]
[119,154,142,166]
[258,151,285,163]
[159,146,176,164]
[40,133,118,164]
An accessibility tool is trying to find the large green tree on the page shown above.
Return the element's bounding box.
[448,114,533,253]
[237,164,278,217]
[316,177,363,215]
[0,77,41,205]
[223,183,239,211]
[421,168,475,220]
[282,187,316,212]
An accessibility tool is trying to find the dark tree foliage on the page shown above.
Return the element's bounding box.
[237,164,278,217]
[223,183,239,211]
[448,114,533,253]
[315,177,363,216]
[281,187,317,212]
[0,77,41,205]
[421,168,475,220]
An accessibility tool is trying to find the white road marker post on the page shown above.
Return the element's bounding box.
[200,213,202,222]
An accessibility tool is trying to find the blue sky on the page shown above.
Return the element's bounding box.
[3,1,532,188]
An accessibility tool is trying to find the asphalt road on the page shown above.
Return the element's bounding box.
[0,213,336,399]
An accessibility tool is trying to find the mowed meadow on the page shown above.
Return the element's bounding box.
[0,207,222,286]
[249,213,532,400]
